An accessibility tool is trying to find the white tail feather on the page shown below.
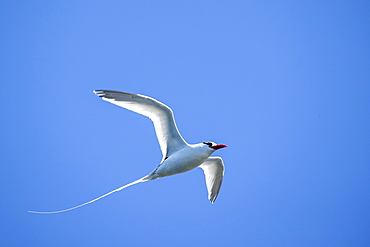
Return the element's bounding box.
[28,177,148,214]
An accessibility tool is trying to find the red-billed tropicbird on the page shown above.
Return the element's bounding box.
[29,90,227,214]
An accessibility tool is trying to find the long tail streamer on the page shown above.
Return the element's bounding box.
[28,177,147,214]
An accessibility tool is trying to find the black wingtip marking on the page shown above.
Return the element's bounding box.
[93,90,105,97]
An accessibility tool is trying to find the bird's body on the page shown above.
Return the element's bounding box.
[29,90,227,214]
[146,143,214,180]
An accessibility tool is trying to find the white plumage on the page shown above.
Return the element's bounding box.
[29,90,227,214]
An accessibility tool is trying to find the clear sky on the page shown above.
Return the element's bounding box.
[1,1,369,246]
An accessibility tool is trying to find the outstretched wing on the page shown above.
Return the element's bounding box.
[199,157,225,203]
[93,90,187,160]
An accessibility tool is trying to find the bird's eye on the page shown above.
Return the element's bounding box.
[203,142,213,147]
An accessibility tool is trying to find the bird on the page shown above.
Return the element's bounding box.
[28,90,227,214]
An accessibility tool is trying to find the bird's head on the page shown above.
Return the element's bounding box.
[203,142,228,150]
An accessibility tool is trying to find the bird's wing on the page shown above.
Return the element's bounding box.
[94,90,187,159]
[199,157,225,203]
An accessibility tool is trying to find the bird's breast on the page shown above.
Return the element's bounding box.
[154,147,210,178]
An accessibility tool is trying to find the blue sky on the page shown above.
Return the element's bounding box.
[1,1,369,246]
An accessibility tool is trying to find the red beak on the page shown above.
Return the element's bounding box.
[211,144,228,150]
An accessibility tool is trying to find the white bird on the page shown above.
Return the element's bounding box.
[29,90,227,214]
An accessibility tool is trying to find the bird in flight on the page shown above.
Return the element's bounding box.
[29,90,227,214]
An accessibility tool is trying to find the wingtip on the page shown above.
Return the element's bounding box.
[209,195,219,204]
[93,90,105,97]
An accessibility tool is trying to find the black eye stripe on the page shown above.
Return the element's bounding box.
[203,142,213,147]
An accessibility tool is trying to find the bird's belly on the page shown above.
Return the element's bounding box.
[154,154,208,178]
